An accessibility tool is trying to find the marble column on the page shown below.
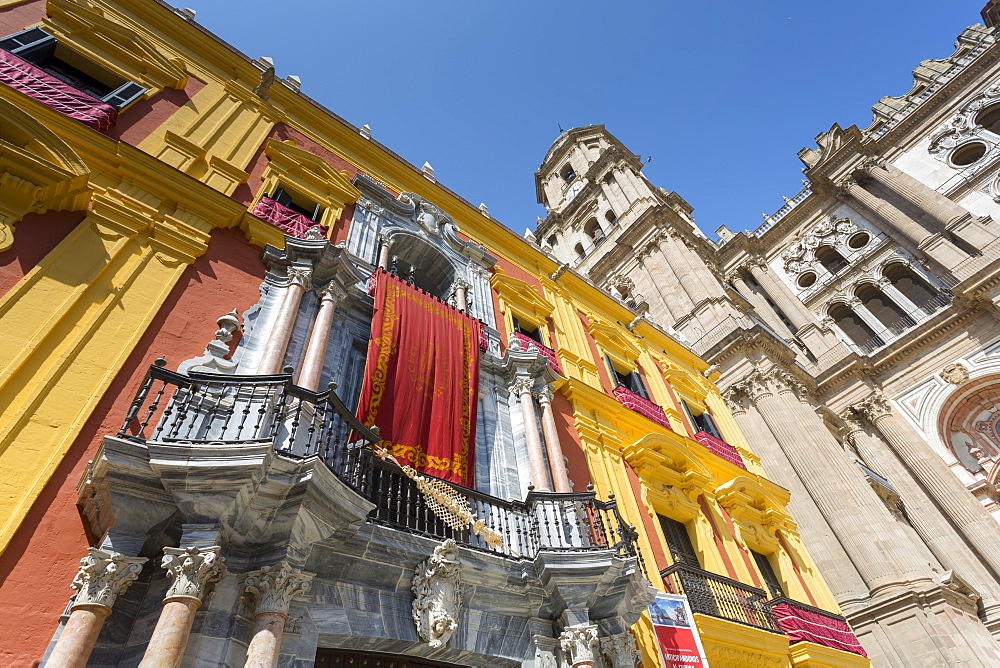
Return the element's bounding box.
[744,258,814,332]
[858,392,1000,578]
[841,410,1000,615]
[739,368,933,595]
[140,546,223,668]
[513,377,550,492]
[258,267,312,375]
[600,632,640,668]
[535,385,571,493]
[560,624,599,668]
[657,232,720,306]
[728,271,792,336]
[860,159,969,231]
[451,279,470,312]
[297,283,345,391]
[48,548,147,668]
[845,297,890,340]
[639,244,689,322]
[875,276,922,314]
[242,562,314,668]
[377,235,391,270]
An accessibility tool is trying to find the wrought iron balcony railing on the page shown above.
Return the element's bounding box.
[119,364,645,569]
[660,563,781,633]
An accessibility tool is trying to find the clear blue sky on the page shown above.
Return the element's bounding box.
[192,1,984,238]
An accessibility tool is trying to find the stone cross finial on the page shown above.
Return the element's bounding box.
[243,561,314,616]
[161,546,223,601]
[560,624,599,666]
[71,548,147,610]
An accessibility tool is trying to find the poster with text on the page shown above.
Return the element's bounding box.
[649,593,709,667]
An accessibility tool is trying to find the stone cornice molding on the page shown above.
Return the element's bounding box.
[161,545,223,601]
[243,561,313,616]
[71,548,147,611]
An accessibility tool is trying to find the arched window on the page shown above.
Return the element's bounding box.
[855,284,914,333]
[561,163,577,184]
[830,303,882,349]
[545,234,557,248]
[574,242,586,260]
[976,104,1000,135]
[815,245,848,275]
[584,217,604,244]
[884,263,938,311]
[387,235,455,299]
[605,209,618,226]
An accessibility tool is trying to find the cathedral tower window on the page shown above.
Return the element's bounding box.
[797,272,817,288]
[574,242,586,260]
[848,232,871,249]
[560,163,576,184]
[605,210,618,226]
[815,245,849,275]
[855,284,915,332]
[584,217,604,244]
[951,141,987,167]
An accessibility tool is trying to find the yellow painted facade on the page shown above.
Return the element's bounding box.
[0,0,869,665]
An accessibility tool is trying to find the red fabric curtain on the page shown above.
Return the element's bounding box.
[251,196,326,238]
[357,269,482,486]
[0,49,117,130]
[772,603,868,656]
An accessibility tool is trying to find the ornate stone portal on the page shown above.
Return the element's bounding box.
[412,539,461,648]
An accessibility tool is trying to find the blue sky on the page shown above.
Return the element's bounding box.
[193,1,984,238]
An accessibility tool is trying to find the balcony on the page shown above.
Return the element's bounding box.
[612,385,673,431]
[0,48,117,129]
[119,364,644,564]
[693,431,746,469]
[251,195,326,238]
[512,331,562,374]
[661,564,867,657]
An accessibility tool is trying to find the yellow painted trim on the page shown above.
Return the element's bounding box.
[693,613,792,667]
[789,641,871,667]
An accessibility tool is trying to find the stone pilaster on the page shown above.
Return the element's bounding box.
[140,546,223,668]
[48,548,147,668]
[600,631,640,668]
[535,384,571,493]
[513,376,550,492]
[243,561,314,668]
[297,282,345,391]
[560,623,599,668]
[858,391,1000,579]
[743,257,813,332]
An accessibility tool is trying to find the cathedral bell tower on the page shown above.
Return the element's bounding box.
[534,125,740,343]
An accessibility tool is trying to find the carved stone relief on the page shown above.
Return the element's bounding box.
[780,215,857,274]
[71,548,147,609]
[412,539,461,648]
[941,362,971,385]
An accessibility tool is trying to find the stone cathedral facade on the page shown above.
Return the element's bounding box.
[534,3,1000,665]
[0,1,874,668]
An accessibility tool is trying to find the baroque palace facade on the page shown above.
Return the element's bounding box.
[0,1,873,667]
[534,2,1000,666]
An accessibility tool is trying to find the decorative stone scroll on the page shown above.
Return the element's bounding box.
[412,539,461,648]
[71,548,147,609]
[780,215,858,274]
[560,624,599,666]
[161,545,223,601]
[243,561,313,616]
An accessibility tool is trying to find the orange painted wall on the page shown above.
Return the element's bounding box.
[0,210,86,300]
[0,228,266,665]
[0,0,45,37]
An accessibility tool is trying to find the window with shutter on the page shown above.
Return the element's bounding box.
[605,354,651,400]
[658,515,700,566]
[682,400,724,440]
[751,550,785,597]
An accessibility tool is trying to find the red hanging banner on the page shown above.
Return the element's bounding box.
[357,269,481,486]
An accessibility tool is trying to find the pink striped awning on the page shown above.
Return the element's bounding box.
[771,601,868,657]
[513,332,562,374]
[0,48,116,129]
[613,386,672,431]
[693,431,746,469]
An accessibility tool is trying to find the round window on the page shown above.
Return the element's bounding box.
[847,232,870,249]
[797,272,817,288]
[952,142,987,167]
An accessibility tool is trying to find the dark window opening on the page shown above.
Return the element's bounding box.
[682,400,723,440]
[513,316,542,343]
[0,28,145,109]
[830,303,882,349]
[815,245,849,275]
[884,263,939,310]
[561,163,577,184]
[606,354,650,399]
[977,104,1000,135]
[606,209,618,225]
[751,550,784,597]
[574,242,586,260]
[271,186,324,222]
[856,285,914,331]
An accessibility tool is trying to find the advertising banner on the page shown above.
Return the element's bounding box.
[649,593,709,667]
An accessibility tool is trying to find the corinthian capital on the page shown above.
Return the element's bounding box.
[560,624,598,666]
[837,176,859,196]
[600,632,640,668]
[243,561,313,616]
[286,266,313,287]
[319,281,347,302]
[161,545,223,601]
[71,548,147,610]
[856,391,892,422]
[857,155,888,176]
[534,384,555,404]
[510,376,535,396]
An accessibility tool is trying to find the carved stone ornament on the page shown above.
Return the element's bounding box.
[941,362,971,386]
[243,561,314,616]
[70,548,147,610]
[161,545,223,601]
[534,384,555,404]
[856,391,892,422]
[560,624,599,666]
[510,376,535,396]
[507,331,523,352]
[412,539,461,648]
[780,215,857,273]
[286,266,313,287]
[251,63,276,100]
[600,632,640,668]
[928,82,1000,155]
